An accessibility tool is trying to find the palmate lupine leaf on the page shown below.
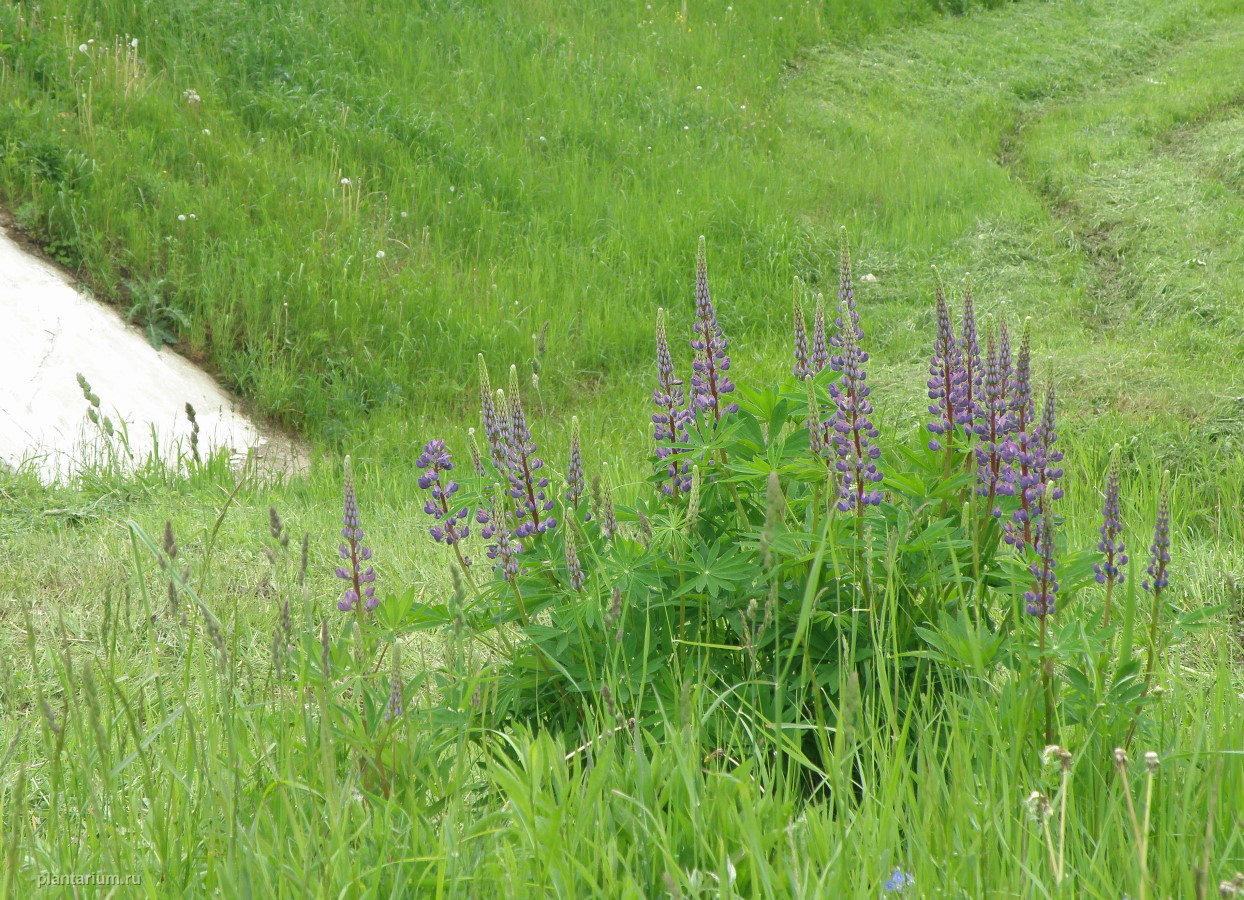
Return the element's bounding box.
[672,541,755,599]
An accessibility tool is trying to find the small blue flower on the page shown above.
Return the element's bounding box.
[883,867,914,893]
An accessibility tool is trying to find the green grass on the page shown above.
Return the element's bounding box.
[3,0,1244,896]
[0,0,984,439]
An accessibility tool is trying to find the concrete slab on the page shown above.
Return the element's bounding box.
[0,220,302,480]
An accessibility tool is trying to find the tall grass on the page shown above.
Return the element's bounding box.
[7,0,1243,449]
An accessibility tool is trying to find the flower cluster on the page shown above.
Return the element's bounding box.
[822,234,883,511]
[1007,375,1064,552]
[811,292,829,374]
[566,416,588,512]
[504,367,557,538]
[1143,483,1171,595]
[959,279,981,416]
[335,457,377,612]
[974,323,1017,514]
[791,234,884,511]
[791,279,811,380]
[828,295,884,511]
[416,440,471,556]
[926,273,969,452]
[564,527,585,591]
[479,355,508,471]
[485,508,522,581]
[1024,498,1058,617]
[1094,451,1128,585]
[828,229,863,366]
[689,236,738,420]
[653,308,694,495]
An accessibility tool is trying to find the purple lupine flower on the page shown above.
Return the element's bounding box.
[804,375,826,457]
[926,273,968,452]
[1142,485,1170,595]
[689,236,738,420]
[1024,498,1058,617]
[998,318,1013,396]
[1004,325,1041,549]
[485,510,522,580]
[828,229,863,372]
[828,297,884,512]
[792,279,811,379]
[385,670,403,721]
[1010,321,1034,433]
[416,439,472,563]
[504,367,557,538]
[810,293,829,374]
[1094,450,1128,585]
[1009,379,1065,551]
[836,229,861,337]
[959,279,981,428]
[564,527,585,591]
[1033,380,1064,501]
[974,325,1016,516]
[335,456,377,612]
[479,355,507,470]
[467,428,488,478]
[592,470,619,539]
[653,308,692,495]
[566,415,589,511]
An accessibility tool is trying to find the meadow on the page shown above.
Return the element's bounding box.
[2,0,1244,896]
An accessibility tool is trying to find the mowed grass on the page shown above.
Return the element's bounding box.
[3,0,1244,896]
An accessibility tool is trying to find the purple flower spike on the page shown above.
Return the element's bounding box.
[959,278,981,427]
[1004,332,1046,551]
[974,325,1016,516]
[386,671,403,721]
[811,293,829,374]
[1094,450,1128,587]
[829,229,864,372]
[467,428,488,478]
[335,456,378,613]
[689,236,738,421]
[1033,380,1064,501]
[804,376,825,457]
[479,355,507,471]
[653,308,692,495]
[566,416,589,511]
[485,509,522,580]
[792,279,811,379]
[828,297,884,512]
[1142,483,1171,595]
[565,527,585,591]
[416,439,472,562]
[926,271,967,452]
[1024,498,1058,617]
[504,367,557,538]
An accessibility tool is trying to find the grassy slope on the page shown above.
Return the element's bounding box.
[2,0,1244,896]
[0,0,959,437]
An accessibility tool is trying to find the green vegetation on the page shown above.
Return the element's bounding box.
[2,0,1244,896]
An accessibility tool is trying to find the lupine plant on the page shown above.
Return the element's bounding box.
[333,235,1205,780]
